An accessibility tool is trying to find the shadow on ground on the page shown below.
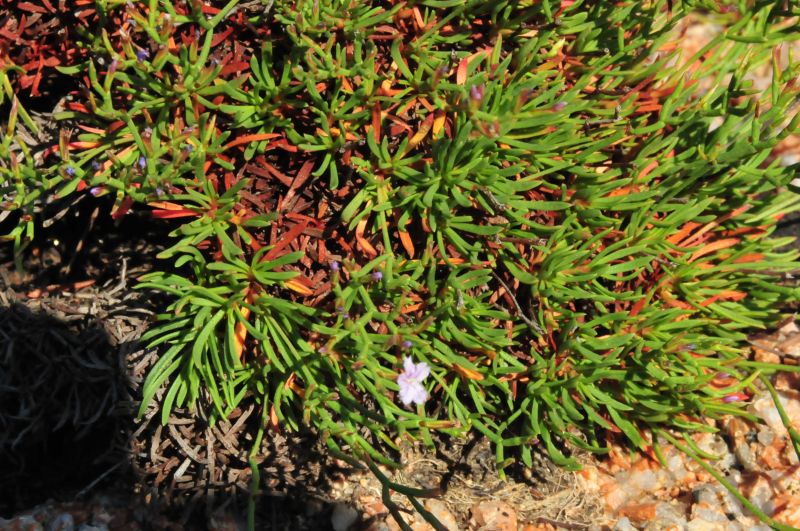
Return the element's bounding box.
[0,302,123,515]
[0,286,338,530]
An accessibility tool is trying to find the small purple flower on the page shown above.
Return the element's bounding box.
[552,101,567,111]
[397,357,430,406]
[155,186,164,197]
[65,166,76,177]
[89,186,103,197]
[91,160,101,171]
[109,57,119,75]
[401,340,413,349]
[336,305,348,319]
[138,156,146,169]
[183,143,194,153]
[330,261,340,272]
[136,49,149,62]
[469,84,484,103]
[722,392,749,403]
[371,271,383,281]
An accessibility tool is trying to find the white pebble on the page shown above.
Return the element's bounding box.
[613,516,636,531]
[757,428,774,446]
[47,514,74,531]
[629,469,658,492]
[751,394,791,432]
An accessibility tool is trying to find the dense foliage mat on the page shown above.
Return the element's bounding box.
[3,0,800,528]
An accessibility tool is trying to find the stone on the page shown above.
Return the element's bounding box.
[771,464,800,494]
[724,417,752,442]
[695,434,726,456]
[690,501,728,524]
[617,502,658,524]
[686,520,726,531]
[777,318,800,336]
[750,394,800,435]
[520,524,556,531]
[775,372,800,393]
[655,501,688,527]
[740,475,775,516]
[470,501,517,531]
[733,444,759,472]
[643,524,683,531]
[331,503,359,531]
[790,452,800,466]
[777,136,800,167]
[759,443,788,470]
[577,465,602,491]
[385,513,435,531]
[423,500,458,531]
[716,486,745,518]
[757,428,775,447]
[666,454,687,481]
[612,517,636,531]
[626,469,661,493]
[607,446,634,473]
[46,514,75,531]
[691,486,717,505]
[778,332,800,358]
[358,495,389,519]
[63,509,90,526]
[602,481,629,512]
[772,494,800,527]
[753,345,781,364]
[1,515,44,531]
[87,506,112,527]
[384,517,406,531]
[384,515,422,531]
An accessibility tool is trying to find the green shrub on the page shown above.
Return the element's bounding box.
[3,0,800,528]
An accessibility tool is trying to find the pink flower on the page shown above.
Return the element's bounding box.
[397,356,430,406]
[723,393,748,403]
[470,84,484,103]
